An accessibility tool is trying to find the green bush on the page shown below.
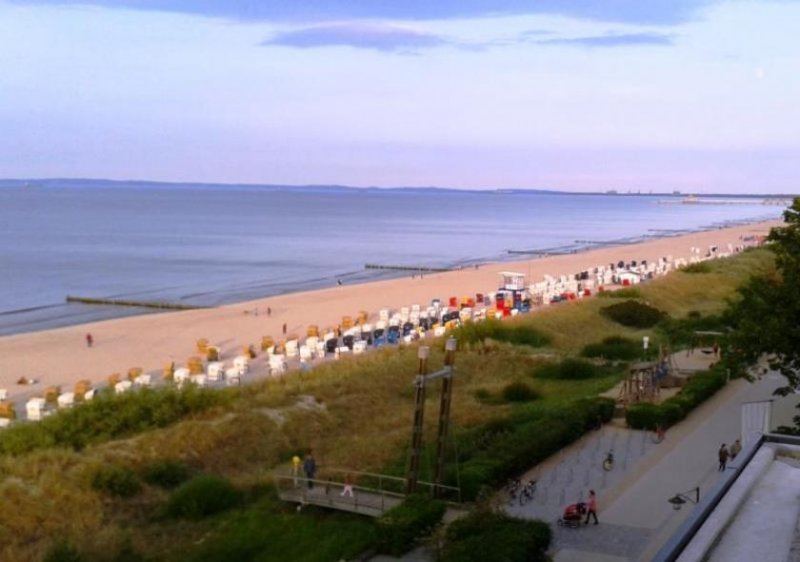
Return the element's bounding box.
[581,336,642,361]
[597,287,642,299]
[454,319,550,348]
[43,541,82,562]
[376,494,446,556]
[600,300,667,328]
[0,385,226,456]
[443,511,551,562]
[91,465,142,498]
[681,262,712,274]
[141,459,191,489]
[165,475,242,519]
[501,382,540,402]
[456,397,614,500]
[625,370,727,429]
[534,358,604,380]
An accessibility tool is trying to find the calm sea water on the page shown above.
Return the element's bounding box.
[0,183,783,335]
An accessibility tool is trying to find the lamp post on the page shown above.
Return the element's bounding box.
[668,487,700,510]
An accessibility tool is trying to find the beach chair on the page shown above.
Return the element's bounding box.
[115,380,132,394]
[224,367,241,385]
[174,368,191,387]
[233,355,249,375]
[285,340,299,358]
[0,388,6,402]
[83,389,96,402]
[207,361,225,382]
[57,392,75,409]
[353,341,368,354]
[26,397,47,421]
[268,355,287,375]
[134,374,152,387]
[299,345,313,361]
[190,374,207,387]
[0,418,10,429]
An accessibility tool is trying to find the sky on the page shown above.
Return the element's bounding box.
[0,0,798,193]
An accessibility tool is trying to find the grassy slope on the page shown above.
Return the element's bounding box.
[0,249,774,561]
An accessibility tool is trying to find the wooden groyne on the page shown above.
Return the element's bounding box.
[365,264,453,273]
[66,296,207,311]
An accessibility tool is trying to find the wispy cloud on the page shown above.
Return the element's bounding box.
[262,22,449,52]
[535,32,675,48]
[11,0,714,25]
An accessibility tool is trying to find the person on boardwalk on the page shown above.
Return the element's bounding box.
[584,490,599,525]
[340,472,354,498]
[730,439,742,461]
[713,341,720,359]
[85,333,93,348]
[303,452,316,490]
[718,443,730,471]
[291,454,302,486]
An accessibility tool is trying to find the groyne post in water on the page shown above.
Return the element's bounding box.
[66,296,206,311]
[364,264,453,273]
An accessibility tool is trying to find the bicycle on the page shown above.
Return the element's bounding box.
[507,479,521,505]
[652,424,665,444]
[602,450,615,471]
[518,479,537,505]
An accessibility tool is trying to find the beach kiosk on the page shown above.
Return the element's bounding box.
[497,272,531,314]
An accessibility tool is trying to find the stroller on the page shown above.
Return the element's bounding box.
[557,502,587,528]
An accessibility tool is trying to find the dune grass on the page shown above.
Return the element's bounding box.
[0,248,775,561]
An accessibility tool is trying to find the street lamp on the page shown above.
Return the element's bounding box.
[668,487,700,510]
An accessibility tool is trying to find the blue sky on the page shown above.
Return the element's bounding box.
[0,0,798,193]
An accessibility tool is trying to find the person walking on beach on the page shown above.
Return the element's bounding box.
[282,322,287,335]
[292,454,302,487]
[340,472,354,498]
[303,452,316,490]
[730,439,742,461]
[267,307,271,317]
[584,490,599,525]
[85,333,93,348]
[718,443,730,471]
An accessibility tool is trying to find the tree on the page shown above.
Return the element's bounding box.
[726,198,800,396]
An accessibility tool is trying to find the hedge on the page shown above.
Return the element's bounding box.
[534,358,606,380]
[581,336,642,361]
[165,475,242,520]
[443,511,551,562]
[456,397,615,499]
[454,320,550,348]
[625,369,727,430]
[376,494,446,556]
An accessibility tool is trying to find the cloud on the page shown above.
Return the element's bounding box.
[11,0,714,25]
[535,32,675,48]
[262,22,448,52]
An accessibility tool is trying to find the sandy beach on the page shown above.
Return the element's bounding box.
[0,221,779,405]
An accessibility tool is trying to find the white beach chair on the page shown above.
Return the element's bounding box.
[207,361,225,382]
[26,397,46,421]
[0,388,7,402]
[115,380,132,394]
[299,345,313,361]
[134,374,152,387]
[174,368,191,387]
[57,392,75,409]
[315,341,326,358]
[434,326,447,337]
[268,355,287,375]
[0,418,10,429]
[233,355,250,375]
[83,388,96,402]
[353,341,368,354]
[190,374,207,387]
[225,367,241,385]
[285,340,299,358]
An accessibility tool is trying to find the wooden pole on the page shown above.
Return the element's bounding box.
[434,338,457,498]
[406,346,429,494]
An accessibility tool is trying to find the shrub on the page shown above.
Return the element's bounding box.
[600,300,667,328]
[141,459,191,489]
[598,287,642,299]
[534,358,603,380]
[501,382,540,403]
[625,370,727,429]
[376,494,446,556]
[91,465,142,498]
[165,475,242,519]
[473,388,492,403]
[581,336,642,361]
[443,511,551,562]
[43,541,82,562]
[454,320,550,348]
[681,262,712,274]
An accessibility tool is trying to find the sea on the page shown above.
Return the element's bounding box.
[0,180,785,336]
